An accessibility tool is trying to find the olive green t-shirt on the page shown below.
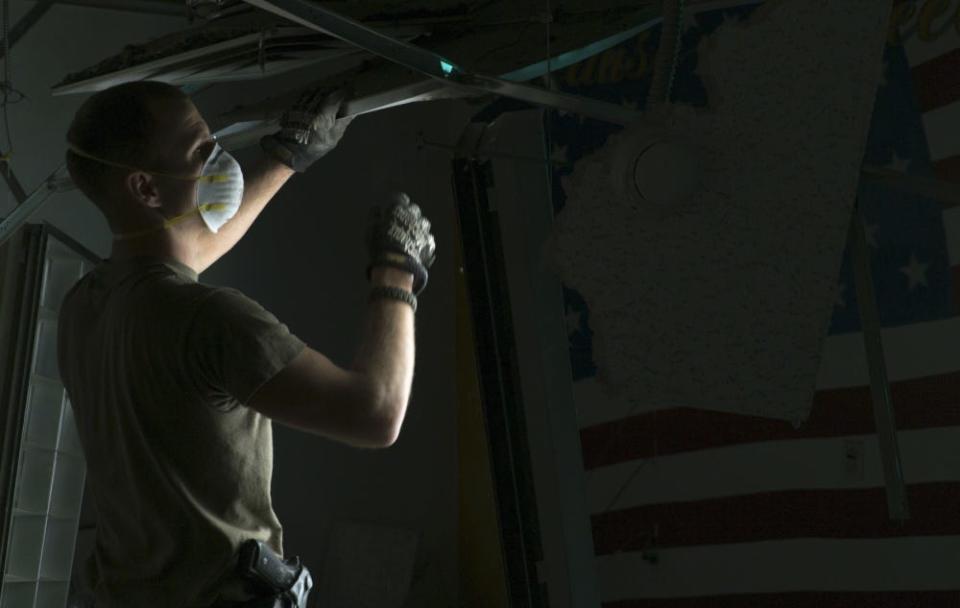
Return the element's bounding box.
[56,254,306,608]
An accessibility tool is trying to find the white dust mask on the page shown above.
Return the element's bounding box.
[67,137,245,241]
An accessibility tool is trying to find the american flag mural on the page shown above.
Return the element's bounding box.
[548,0,960,604]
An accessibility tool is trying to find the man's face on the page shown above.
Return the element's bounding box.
[123,98,218,217]
[154,97,217,177]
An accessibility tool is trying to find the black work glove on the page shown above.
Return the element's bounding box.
[365,192,437,297]
[260,86,356,173]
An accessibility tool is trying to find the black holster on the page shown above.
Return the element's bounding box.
[213,540,314,608]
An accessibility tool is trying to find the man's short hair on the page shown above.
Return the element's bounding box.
[65,80,190,222]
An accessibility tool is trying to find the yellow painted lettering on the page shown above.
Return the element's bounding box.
[627,32,651,80]
[888,1,917,45]
[918,0,952,42]
[597,48,626,84]
[577,54,599,87]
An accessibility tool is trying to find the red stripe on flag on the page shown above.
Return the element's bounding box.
[911,48,960,113]
[591,482,960,553]
[602,591,960,608]
[934,155,960,185]
[580,372,960,469]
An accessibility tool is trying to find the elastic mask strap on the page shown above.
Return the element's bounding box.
[113,206,200,241]
[67,143,199,181]
[67,141,230,184]
[67,142,230,240]
[112,202,235,241]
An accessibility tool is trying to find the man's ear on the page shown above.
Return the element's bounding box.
[125,171,163,209]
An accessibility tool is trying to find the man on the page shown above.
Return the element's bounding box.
[57,80,437,608]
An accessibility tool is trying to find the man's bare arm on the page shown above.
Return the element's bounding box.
[195,155,296,274]
[350,266,416,446]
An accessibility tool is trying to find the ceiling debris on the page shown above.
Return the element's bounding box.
[52,0,650,94]
[546,0,893,424]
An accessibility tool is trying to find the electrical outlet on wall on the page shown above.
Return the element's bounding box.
[843,439,865,481]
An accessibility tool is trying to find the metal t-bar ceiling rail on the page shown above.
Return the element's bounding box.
[0,164,74,249]
[0,159,28,206]
[0,0,57,62]
[850,200,910,523]
[241,0,644,127]
[214,13,662,152]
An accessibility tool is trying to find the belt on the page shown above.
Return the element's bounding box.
[211,540,314,608]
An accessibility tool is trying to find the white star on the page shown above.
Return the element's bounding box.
[899,253,929,291]
[565,308,581,336]
[865,224,879,249]
[836,282,846,308]
[886,150,911,174]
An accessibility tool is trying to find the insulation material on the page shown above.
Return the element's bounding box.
[54,0,645,94]
[545,0,893,424]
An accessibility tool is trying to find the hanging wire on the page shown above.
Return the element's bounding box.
[0,0,28,180]
[648,0,685,109]
[545,0,551,90]
[543,0,555,234]
[587,0,687,557]
[544,0,553,161]
[544,0,553,119]
[531,0,686,557]
[1,0,7,176]
[1,0,9,179]
[665,0,685,103]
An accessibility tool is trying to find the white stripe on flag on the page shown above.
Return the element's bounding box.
[922,100,960,162]
[574,377,676,428]
[584,427,960,511]
[900,8,960,68]
[576,315,960,428]
[595,536,960,600]
[814,316,960,389]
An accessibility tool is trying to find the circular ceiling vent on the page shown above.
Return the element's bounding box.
[605,123,704,218]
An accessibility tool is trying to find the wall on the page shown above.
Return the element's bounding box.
[545,0,960,605]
